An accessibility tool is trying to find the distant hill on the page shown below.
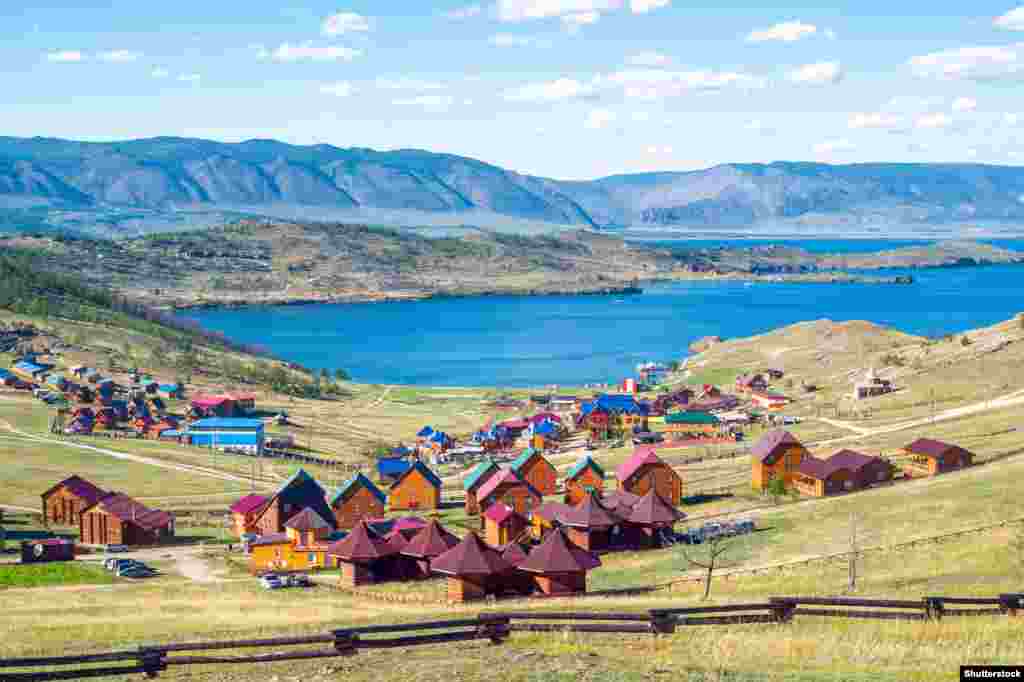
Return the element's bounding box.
[3,136,1024,234]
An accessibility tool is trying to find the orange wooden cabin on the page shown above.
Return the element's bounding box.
[750,430,809,492]
[229,494,269,537]
[475,468,542,518]
[902,438,973,477]
[388,461,442,511]
[329,473,386,529]
[510,447,557,496]
[41,475,106,526]
[564,455,605,505]
[615,446,683,506]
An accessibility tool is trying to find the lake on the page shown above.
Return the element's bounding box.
[185,261,1024,388]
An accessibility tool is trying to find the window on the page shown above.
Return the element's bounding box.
[308,553,317,563]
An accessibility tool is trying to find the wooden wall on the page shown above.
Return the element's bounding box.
[564,468,604,505]
[751,444,808,492]
[389,469,440,511]
[621,463,683,505]
[42,486,92,525]
[520,455,557,496]
[332,486,385,529]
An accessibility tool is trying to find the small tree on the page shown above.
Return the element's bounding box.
[681,534,737,600]
[766,476,787,505]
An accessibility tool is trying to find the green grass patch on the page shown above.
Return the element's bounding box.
[0,561,115,589]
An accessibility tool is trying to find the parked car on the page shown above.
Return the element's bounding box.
[105,544,128,553]
[260,574,285,590]
[115,560,148,576]
[287,574,312,588]
[119,566,157,579]
[104,558,137,572]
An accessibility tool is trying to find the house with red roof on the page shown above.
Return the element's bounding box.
[430,531,511,602]
[482,503,529,547]
[327,520,401,586]
[79,493,174,546]
[750,430,809,492]
[229,494,268,537]
[903,438,973,477]
[476,468,542,517]
[400,520,460,579]
[41,476,106,526]
[792,450,893,497]
[616,446,683,505]
[515,527,601,596]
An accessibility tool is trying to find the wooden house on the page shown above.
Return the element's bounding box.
[229,494,268,537]
[564,455,605,505]
[577,394,650,439]
[329,473,386,529]
[660,411,721,439]
[510,447,557,496]
[903,438,973,477]
[190,395,236,418]
[249,469,337,536]
[476,468,542,517]
[750,430,808,492]
[615,446,683,506]
[515,527,601,597]
[430,531,511,602]
[792,450,892,498]
[751,390,792,411]
[326,520,401,586]
[248,507,333,574]
[483,503,529,547]
[624,490,687,548]
[388,461,442,511]
[735,373,768,393]
[79,494,174,546]
[462,458,500,515]
[41,475,106,526]
[556,491,624,552]
[400,520,460,579]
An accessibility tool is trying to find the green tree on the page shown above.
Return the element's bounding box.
[766,477,788,505]
[334,368,350,382]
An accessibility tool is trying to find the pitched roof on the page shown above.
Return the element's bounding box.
[601,490,641,515]
[483,503,522,525]
[530,412,563,423]
[326,521,397,562]
[796,456,836,480]
[498,418,530,429]
[510,447,538,472]
[463,458,500,492]
[827,449,879,473]
[229,494,268,515]
[401,520,460,559]
[249,532,290,547]
[430,532,510,577]
[536,500,574,522]
[86,494,173,531]
[377,457,411,478]
[417,425,434,437]
[391,460,442,490]
[566,455,605,483]
[42,476,106,506]
[664,411,719,425]
[557,491,622,529]
[476,468,540,503]
[264,468,336,530]
[284,507,331,531]
[517,528,601,574]
[627,490,687,526]
[616,446,667,482]
[905,438,965,459]
[751,430,802,464]
[330,472,386,507]
[392,516,428,533]
[498,542,529,566]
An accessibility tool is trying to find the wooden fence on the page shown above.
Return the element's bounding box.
[3,594,1021,681]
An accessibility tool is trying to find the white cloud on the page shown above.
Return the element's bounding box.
[562,11,600,31]
[322,12,371,35]
[907,142,929,153]
[584,108,617,129]
[497,0,623,22]
[630,0,670,13]
[813,138,855,154]
[645,145,674,154]
[824,28,837,40]
[489,33,553,48]
[447,4,483,19]
[46,50,84,63]
[631,111,651,122]
[151,68,170,78]
[393,95,455,112]
[908,44,1024,81]
[177,73,201,83]
[915,112,953,129]
[848,112,905,130]
[99,50,141,63]
[1005,112,1022,126]
[320,81,355,97]
[994,7,1024,31]
[376,78,445,91]
[787,61,844,85]
[269,43,362,62]
[603,68,764,99]
[747,20,817,43]
[745,119,776,135]
[951,96,977,112]
[967,147,979,158]
[503,77,594,101]
[627,51,669,66]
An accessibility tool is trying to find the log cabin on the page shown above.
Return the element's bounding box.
[388,460,442,511]
[249,468,337,536]
[556,490,624,552]
[903,438,974,477]
[248,507,333,574]
[750,430,808,492]
[483,503,529,547]
[462,458,500,515]
[475,468,542,517]
[329,473,386,529]
[624,490,687,548]
[564,455,606,505]
[41,476,107,526]
[792,450,892,498]
[615,446,683,506]
[79,494,174,546]
[510,447,557,496]
[229,494,269,537]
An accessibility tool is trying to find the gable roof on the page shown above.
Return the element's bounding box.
[499,541,529,566]
[400,520,460,559]
[827,449,880,473]
[330,472,387,507]
[326,521,397,562]
[391,460,442,491]
[483,503,523,525]
[249,532,290,547]
[229,494,268,515]
[417,425,434,437]
[517,528,601,574]
[476,468,541,503]
[566,455,605,482]
[601,490,642,515]
[664,411,720,425]
[462,458,500,492]
[906,438,966,459]
[430,532,510,577]
[258,468,336,530]
[557,491,622,529]
[627,490,687,526]
[377,457,411,478]
[42,475,106,506]
[85,493,173,531]
[616,446,667,482]
[751,430,803,464]
[284,507,331,531]
[797,456,836,480]
[510,447,538,472]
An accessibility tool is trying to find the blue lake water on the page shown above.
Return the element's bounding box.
[185,262,1024,388]
[634,238,1024,253]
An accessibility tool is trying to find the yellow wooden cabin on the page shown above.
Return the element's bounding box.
[750,430,808,492]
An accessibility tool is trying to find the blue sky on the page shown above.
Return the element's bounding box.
[3,1,1024,179]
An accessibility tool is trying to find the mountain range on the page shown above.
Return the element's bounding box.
[3,136,1024,235]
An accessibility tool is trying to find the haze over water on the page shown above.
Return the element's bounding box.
[185,239,1024,388]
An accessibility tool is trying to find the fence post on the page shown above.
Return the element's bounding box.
[648,609,677,635]
[477,614,511,644]
[923,597,944,621]
[769,598,796,623]
[137,647,166,678]
[332,629,359,656]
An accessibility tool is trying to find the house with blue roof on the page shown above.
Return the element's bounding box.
[377,457,411,484]
[185,418,265,454]
[329,473,387,529]
[578,394,651,440]
[12,360,49,381]
[389,460,442,511]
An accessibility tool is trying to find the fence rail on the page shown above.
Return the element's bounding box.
[3,594,1022,680]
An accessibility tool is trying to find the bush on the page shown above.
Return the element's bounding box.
[961,335,972,347]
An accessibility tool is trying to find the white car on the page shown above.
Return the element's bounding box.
[260,574,284,590]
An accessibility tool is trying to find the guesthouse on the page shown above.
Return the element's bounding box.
[903,438,973,477]
[515,527,601,597]
[185,418,265,454]
[248,507,334,574]
[329,473,387,529]
[483,503,529,547]
[430,531,510,602]
[400,520,460,579]
[388,460,442,511]
[249,469,336,536]
[751,430,808,492]
[462,458,500,515]
[509,447,557,496]
[41,475,106,526]
[229,494,268,537]
[327,520,401,586]
[476,468,542,517]
[616,446,683,505]
[564,455,605,505]
[79,493,174,546]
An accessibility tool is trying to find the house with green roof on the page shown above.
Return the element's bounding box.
[510,446,557,497]
[329,472,387,529]
[661,410,721,438]
[250,468,337,536]
[462,458,500,515]
[564,455,606,505]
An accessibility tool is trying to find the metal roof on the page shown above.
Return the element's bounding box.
[330,472,387,506]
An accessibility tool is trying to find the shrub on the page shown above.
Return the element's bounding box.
[961,335,972,347]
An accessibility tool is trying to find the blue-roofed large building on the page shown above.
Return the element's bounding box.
[578,394,651,439]
[377,456,411,484]
[186,418,265,454]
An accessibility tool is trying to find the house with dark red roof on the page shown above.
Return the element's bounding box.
[476,468,542,517]
[555,490,624,552]
[792,449,893,497]
[903,438,973,477]
[327,520,400,586]
[616,446,683,505]
[482,503,529,547]
[400,520,460,579]
[750,430,809,492]
[624,490,687,548]
[41,476,106,526]
[229,494,268,537]
[515,527,601,596]
[79,493,174,546]
[431,531,511,602]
